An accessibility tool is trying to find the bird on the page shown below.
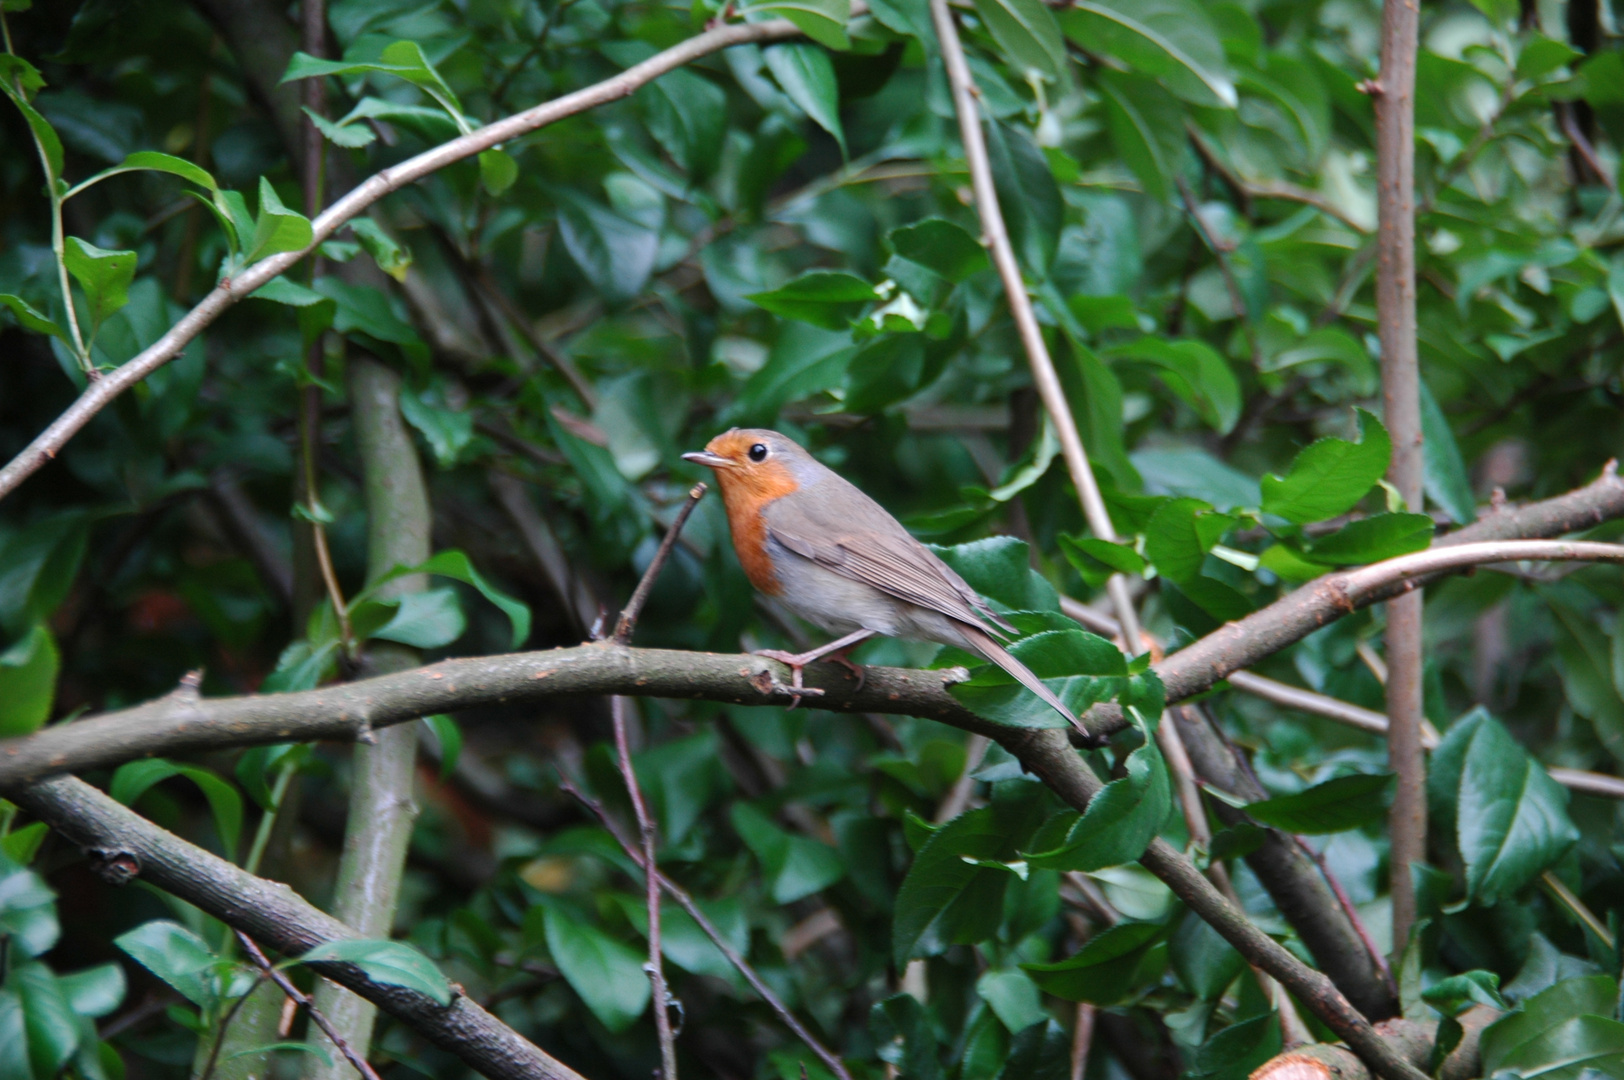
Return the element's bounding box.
[682,428,1084,734]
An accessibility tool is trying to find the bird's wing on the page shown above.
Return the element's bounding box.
[763,477,1016,637]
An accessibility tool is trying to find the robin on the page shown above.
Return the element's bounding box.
[682,428,1084,733]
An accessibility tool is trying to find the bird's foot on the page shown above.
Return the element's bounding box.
[753,649,828,709]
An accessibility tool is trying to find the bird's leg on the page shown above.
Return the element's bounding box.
[755,629,876,706]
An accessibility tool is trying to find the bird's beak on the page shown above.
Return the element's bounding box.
[682,450,732,469]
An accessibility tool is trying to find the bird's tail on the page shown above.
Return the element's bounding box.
[958,624,1086,736]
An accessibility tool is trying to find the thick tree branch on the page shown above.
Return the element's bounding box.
[12,776,589,1080]
[0,15,813,503]
[5,540,1624,791]
[1003,729,1428,1080]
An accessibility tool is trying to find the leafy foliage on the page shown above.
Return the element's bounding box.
[0,0,1622,1077]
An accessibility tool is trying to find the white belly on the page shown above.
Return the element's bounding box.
[765,535,974,650]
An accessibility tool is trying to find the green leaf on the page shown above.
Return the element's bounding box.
[1481,976,1624,1080]
[56,964,125,1019]
[1188,1011,1282,1080]
[639,66,727,181]
[971,0,1068,85]
[14,962,80,1078]
[63,236,136,336]
[893,807,1012,966]
[0,515,87,638]
[111,759,244,861]
[1260,409,1391,524]
[747,270,876,328]
[0,294,65,342]
[348,218,412,281]
[1427,708,1579,903]
[1144,497,1234,583]
[359,587,466,649]
[555,188,658,304]
[1107,337,1241,434]
[1063,0,1235,107]
[413,550,531,649]
[951,629,1160,730]
[1302,513,1435,566]
[303,106,377,147]
[68,150,219,199]
[399,384,474,468]
[1022,920,1165,1003]
[976,969,1048,1033]
[1517,36,1582,82]
[1423,970,1509,1017]
[744,0,851,50]
[1548,597,1624,765]
[1058,535,1147,588]
[0,76,64,182]
[0,823,48,865]
[261,639,340,693]
[870,994,942,1080]
[249,177,313,263]
[995,1020,1070,1080]
[889,219,989,283]
[478,148,518,196]
[281,43,465,120]
[1024,736,1169,870]
[931,536,1058,613]
[1095,71,1184,203]
[845,333,933,414]
[115,921,218,1008]
[732,803,845,903]
[985,118,1062,274]
[0,853,59,958]
[764,44,845,156]
[1419,376,1476,525]
[0,624,59,738]
[1170,909,1244,1000]
[541,907,650,1031]
[1244,773,1394,834]
[300,939,453,1005]
[422,714,461,782]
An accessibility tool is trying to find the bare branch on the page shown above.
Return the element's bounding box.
[613,484,707,646]
[561,781,853,1080]
[0,15,813,503]
[13,776,590,1080]
[236,932,385,1080]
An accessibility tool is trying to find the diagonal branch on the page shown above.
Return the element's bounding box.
[0,15,815,503]
[13,776,589,1080]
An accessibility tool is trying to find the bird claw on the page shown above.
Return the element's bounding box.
[752,649,831,709]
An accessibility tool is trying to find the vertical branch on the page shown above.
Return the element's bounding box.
[293,0,333,626]
[1373,0,1425,953]
[308,356,432,1080]
[607,484,706,1080]
[925,0,1208,845]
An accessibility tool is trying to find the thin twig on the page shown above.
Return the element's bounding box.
[0,14,822,503]
[559,780,853,1080]
[196,971,271,1080]
[613,484,707,646]
[1176,174,1261,366]
[611,696,679,1080]
[1559,104,1616,190]
[605,485,707,1079]
[1070,1003,1095,1080]
[1292,836,1393,986]
[235,932,385,1080]
[1540,871,1615,948]
[925,0,1208,849]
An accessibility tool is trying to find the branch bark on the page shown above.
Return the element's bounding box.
[309,356,433,1080]
[12,776,589,1080]
[1373,0,1425,954]
[0,14,813,504]
[5,539,1624,792]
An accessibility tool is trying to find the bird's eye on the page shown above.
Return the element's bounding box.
[748,443,769,462]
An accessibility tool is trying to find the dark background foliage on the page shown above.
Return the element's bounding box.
[0,0,1622,1077]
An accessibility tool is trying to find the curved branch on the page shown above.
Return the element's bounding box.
[13,776,589,1080]
[0,15,808,503]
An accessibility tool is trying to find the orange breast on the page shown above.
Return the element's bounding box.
[715,467,798,596]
